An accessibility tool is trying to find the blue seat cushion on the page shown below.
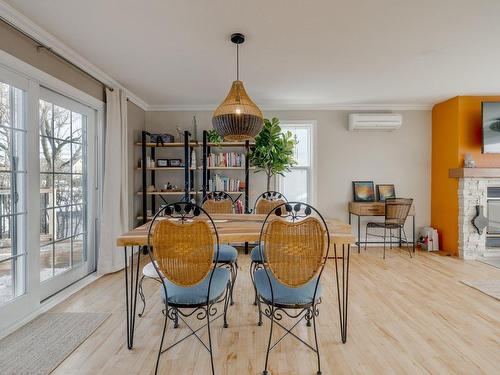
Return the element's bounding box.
[215,244,238,263]
[254,269,322,306]
[250,245,265,263]
[160,268,231,306]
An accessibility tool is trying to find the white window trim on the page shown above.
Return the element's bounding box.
[0,49,104,336]
[276,121,317,206]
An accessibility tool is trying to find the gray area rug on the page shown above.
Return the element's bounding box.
[0,312,110,375]
[477,256,500,269]
[462,280,500,301]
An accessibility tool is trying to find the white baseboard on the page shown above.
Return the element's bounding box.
[0,272,100,339]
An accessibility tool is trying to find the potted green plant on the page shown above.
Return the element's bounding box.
[249,117,297,191]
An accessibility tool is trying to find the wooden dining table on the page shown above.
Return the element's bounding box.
[116,213,355,350]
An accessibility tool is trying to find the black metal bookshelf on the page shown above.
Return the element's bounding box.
[137,130,254,223]
[139,130,193,224]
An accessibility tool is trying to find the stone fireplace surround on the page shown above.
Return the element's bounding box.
[450,168,500,259]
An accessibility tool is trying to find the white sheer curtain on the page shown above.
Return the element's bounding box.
[97,88,129,275]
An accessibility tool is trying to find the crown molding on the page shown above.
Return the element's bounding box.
[148,103,433,112]
[0,0,149,110]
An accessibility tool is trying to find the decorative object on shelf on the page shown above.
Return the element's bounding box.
[161,182,180,192]
[146,156,155,168]
[376,184,396,201]
[156,158,169,168]
[207,129,223,144]
[168,159,182,167]
[249,117,296,191]
[192,115,198,141]
[352,181,375,202]
[176,127,184,142]
[191,148,197,169]
[464,153,476,168]
[150,133,175,145]
[472,204,488,235]
[212,33,263,141]
[147,185,155,192]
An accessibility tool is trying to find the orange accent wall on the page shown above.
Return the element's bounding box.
[431,96,500,255]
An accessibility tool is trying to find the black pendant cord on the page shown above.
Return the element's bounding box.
[236,44,239,81]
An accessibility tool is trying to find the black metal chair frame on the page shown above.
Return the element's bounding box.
[255,202,330,375]
[364,198,413,259]
[249,191,288,306]
[147,202,232,375]
[202,191,240,305]
[137,265,162,317]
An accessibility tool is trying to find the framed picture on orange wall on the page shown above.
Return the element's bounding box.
[352,181,375,202]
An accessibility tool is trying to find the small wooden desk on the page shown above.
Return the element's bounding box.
[116,214,355,349]
[348,202,416,253]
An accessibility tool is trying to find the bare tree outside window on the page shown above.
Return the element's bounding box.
[39,99,87,281]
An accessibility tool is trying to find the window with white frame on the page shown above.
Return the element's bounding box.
[278,123,314,204]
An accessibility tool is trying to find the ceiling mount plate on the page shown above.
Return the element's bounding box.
[231,33,245,45]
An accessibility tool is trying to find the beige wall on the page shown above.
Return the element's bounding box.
[0,21,105,101]
[145,110,432,234]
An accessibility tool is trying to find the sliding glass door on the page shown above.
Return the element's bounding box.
[38,88,96,299]
[0,78,26,306]
[0,58,101,333]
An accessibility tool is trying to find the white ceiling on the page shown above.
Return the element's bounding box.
[4,0,500,109]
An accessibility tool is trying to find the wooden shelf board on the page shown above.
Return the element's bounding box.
[449,168,500,178]
[135,142,254,148]
[206,142,254,147]
[135,167,194,171]
[137,191,198,195]
[202,191,245,194]
[203,166,246,170]
[135,166,255,171]
[135,142,198,148]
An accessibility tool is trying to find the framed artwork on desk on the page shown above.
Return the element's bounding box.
[352,181,375,202]
[376,184,396,201]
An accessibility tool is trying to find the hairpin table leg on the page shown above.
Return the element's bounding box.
[124,245,141,349]
[334,243,350,343]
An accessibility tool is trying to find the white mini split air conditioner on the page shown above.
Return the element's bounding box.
[348,113,402,131]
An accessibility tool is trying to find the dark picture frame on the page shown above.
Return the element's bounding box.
[376,184,396,201]
[352,181,375,202]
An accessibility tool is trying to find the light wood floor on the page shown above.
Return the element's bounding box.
[50,248,500,375]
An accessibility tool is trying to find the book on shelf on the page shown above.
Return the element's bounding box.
[207,152,245,168]
[208,174,244,192]
[234,199,244,214]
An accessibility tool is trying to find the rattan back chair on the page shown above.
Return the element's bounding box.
[365,198,414,259]
[202,191,240,305]
[202,191,234,214]
[385,198,413,226]
[147,202,231,375]
[253,191,287,214]
[255,202,330,375]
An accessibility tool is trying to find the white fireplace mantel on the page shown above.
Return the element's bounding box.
[449,167,500,178]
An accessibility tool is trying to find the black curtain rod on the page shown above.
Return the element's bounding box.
[0,17,114,91]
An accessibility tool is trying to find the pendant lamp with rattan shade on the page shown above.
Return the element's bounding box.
[212,33,263,141]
